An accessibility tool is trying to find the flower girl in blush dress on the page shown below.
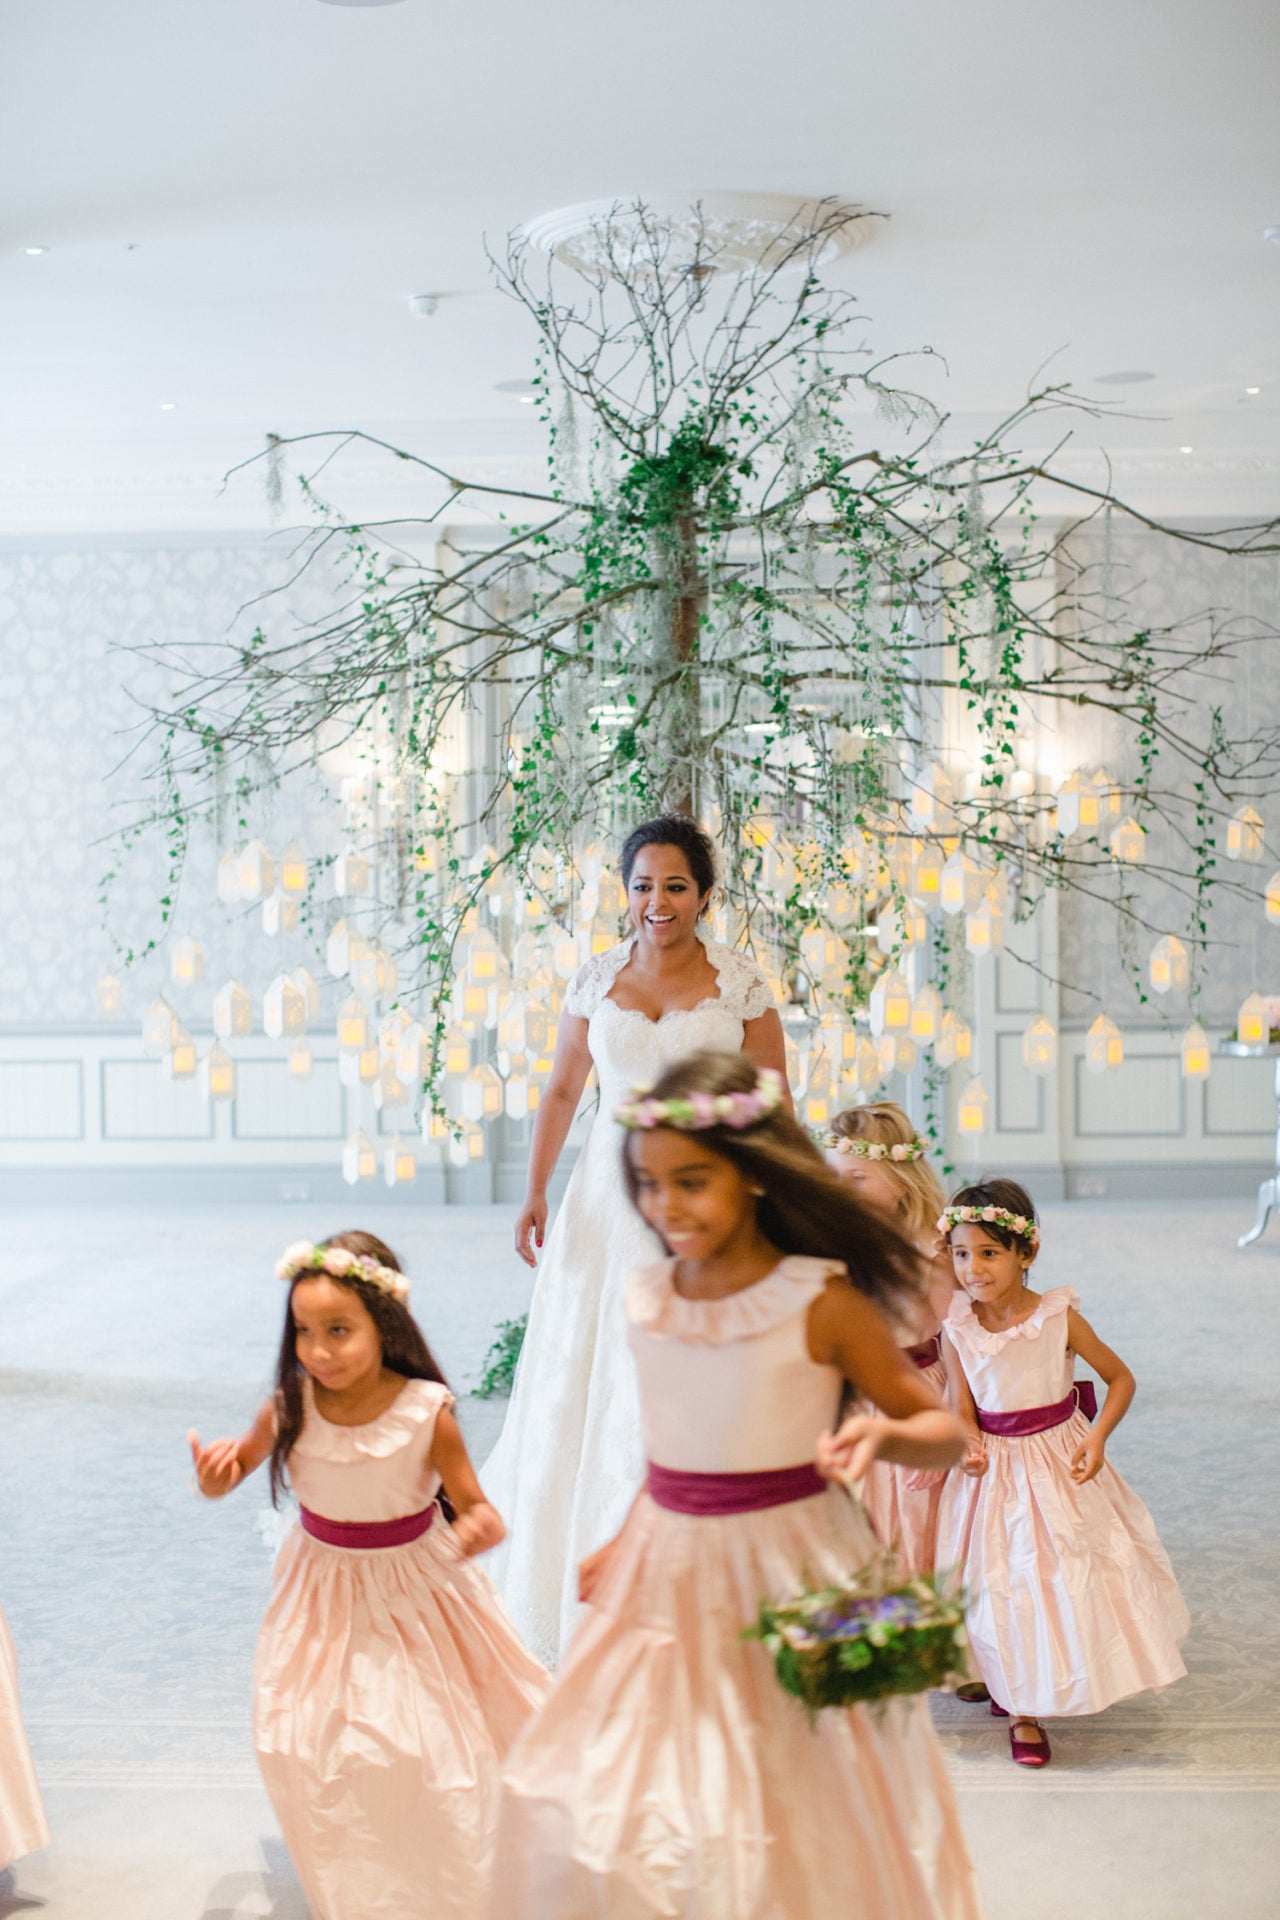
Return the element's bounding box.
[492,1054,981,1920]
[935,1180,1189,1768]
[823,1103,957,1577]
[189,1231,546,1920]
[0,1603,49,1879]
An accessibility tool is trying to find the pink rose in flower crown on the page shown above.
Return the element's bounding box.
[981,1206,998,1222]
[276,1240,316,1280]
[323,1247,355,1278]
[689,1092,719,1128]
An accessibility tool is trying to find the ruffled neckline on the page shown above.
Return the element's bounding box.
[294,1376,453,1463]
[626,1254,845,1345]
[945,1284,1079,1357]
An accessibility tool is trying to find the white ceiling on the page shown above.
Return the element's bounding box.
[3,0,1279,533]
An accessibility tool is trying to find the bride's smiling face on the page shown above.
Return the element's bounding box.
[625,844,711,948]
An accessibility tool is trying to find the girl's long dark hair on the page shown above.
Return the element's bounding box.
[270,1230,449,1506]
[621,1051,925,1320]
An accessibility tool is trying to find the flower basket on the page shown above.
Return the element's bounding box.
[745,1563,969,1715]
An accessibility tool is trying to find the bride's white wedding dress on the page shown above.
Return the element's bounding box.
[482,933,774,1665]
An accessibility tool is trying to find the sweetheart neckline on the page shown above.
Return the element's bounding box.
[596,994,730,1028]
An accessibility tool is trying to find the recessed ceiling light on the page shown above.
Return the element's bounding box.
[159,402,177,412]
[1245,386,1261,395]
[1179,444,1194,453]
[1093,369,1156,385]
[494,379,537,403]
[24,245,48,256]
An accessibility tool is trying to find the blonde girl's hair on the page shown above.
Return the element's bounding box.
[829,1102,948,1241]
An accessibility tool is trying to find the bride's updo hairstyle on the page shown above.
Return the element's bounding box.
[270,1229,450,1505]
[620,815,718,915]
[622,1050,925,1320]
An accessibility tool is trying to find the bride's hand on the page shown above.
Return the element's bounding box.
[515,1195,548,1268]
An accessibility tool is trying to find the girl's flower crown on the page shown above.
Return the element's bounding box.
[818,1133,926,1163]
[937,1204,1039,1245]
[275,1241,411,1302]
[616,1067,786,1133]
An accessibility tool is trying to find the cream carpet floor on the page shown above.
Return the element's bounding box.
[0,1198,1275,1918]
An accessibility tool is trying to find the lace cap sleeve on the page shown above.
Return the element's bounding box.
[564,938,635,1019]
[707,942,776,1022]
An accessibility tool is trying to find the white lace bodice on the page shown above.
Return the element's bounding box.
[565,935,774,1112]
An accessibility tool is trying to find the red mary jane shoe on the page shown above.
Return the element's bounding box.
[1008,1716,1051,1767]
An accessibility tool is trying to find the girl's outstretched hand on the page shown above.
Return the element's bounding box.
[817,1414,883,1484]
[450,1500,505,1558]
[188,1430,244,1499]
[1069,1432,1107,1484]
[960,1441,988,1479]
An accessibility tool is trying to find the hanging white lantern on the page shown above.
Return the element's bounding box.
[97,973,124,1018]
[854,1034,883,1092]
[216,849,243,904]
[1180,1021,1211,1078]
[264,972,307,1040]
[1091,768,1122,818]
[1225,804,1266,863]
[293,967,320,1024]
[909,763,951,824]
[288,1038,313,1080]
[1053,771,1100,838]
[162,1027,198,1080]
[373,1064,410,1111]
[1085,1014,1124,1074]
[422,1110,451,1146]
[964,898,1006,956]
[462,1062,504,1123]
[498,996,528,1054]
[342,1128,378,1185]
[1236,992,1269,1048]
[339,1044,380,1087]
[1147,934,1189,995]
[336,996,370,1053]
[443,1025,472,1077]
[142,997,177,1056]
[334,850,370,898]
[803,1054,833,1127]
[552,927,579,980]
[237,841,275,901]
[262,893,300,937]
[1266,872,1280,925]
[935,1011,973,1069]
[874,905,925,955]
[956,1076,990,1134]
[383,1137,417,1188]
[874,1032,918,1078]
[199,1041,236,1102]
[1110,816,1146,864]
[940,851,983,916]
[505,1061,532,1121]
[1021,1014,1058,1076]
[909,845,943,907]
[326,919,354,979]
[869,966,911,1036]
[170,936,204,987]
[910,986,942,1043]
[279,841,308,895]
[396,1022,426,1083]
[467,927,502,984]
[212,979,253,1040]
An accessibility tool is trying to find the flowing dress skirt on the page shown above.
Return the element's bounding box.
[859,1356,949,1577]
[0,1608,48,1873]
[936,1408,1189,1717]
[255,1523,547,1920]
[492,1484,981,1920]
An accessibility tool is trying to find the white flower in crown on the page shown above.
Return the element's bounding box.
[276,1240,317,1280]
[323,1247,355,1277]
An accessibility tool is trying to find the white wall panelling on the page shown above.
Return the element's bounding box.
[0,1060,83,1140]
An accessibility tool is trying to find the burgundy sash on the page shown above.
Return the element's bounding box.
[975,1380,1098,1437]
[904,1336,942,1370]
[299,1504,435,1549]
[647,1461,826,1516]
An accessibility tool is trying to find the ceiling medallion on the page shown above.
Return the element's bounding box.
[520,193,882,280]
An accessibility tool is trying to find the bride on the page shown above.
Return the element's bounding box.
[482,814,787,1664]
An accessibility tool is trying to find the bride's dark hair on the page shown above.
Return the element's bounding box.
[620,815,718,912]
[621,1051,925,1320]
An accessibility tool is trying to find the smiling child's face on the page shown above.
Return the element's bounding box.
[948,1222,1034,1305]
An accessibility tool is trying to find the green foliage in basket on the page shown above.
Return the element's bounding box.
[745,1565,969,1714]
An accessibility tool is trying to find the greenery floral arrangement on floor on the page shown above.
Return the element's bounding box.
[474,1316,528,1398]
[745,1563,969,1715]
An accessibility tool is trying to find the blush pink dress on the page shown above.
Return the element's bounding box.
[491,1256,982,1920]
[0,1606,49,1873]
[254,1377,547,1920]
[858,1326,949,1577]
[936,1285,1189,1718]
